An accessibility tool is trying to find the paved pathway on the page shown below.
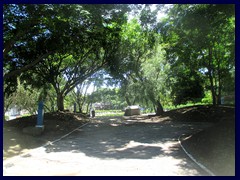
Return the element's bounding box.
[3,116,213,176]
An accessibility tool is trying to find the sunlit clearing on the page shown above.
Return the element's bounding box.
[110,123,120,127]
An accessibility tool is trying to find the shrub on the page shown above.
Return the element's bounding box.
[4,115,9,121]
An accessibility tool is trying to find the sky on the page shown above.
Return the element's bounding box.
[151,4,169,20]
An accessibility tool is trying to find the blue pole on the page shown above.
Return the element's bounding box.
[37,101,44,126]
[74,103,76,113]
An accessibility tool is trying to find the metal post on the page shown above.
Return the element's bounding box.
[36,101,44,128]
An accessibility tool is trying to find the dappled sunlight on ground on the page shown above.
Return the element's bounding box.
[107,140,179,154]
[3,127,46,160]
[3,140,200,176]
[109,123,121,127]
[3,117,211,176]
[4,106,234,175]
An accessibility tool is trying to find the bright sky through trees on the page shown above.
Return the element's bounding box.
[86,4,168,95]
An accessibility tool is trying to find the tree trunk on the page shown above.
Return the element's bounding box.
[125,96,131,106]
[216,55,222,105]
[152,103,156,113]
[77,103,82,113]
[57,93,64,111]
[155,100,164,116]
[132,97,136,105]
[217,77,222,105]
[50,101,55,112]
[209,72,216,106]
[208,46,216,106]
[86,102,91,114]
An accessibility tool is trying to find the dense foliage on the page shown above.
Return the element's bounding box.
[4,4,235,116]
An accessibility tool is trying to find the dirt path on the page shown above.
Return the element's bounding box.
[3,116,213,176]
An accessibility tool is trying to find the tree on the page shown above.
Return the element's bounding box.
[170,69,205,105]
[4,4,130,111]
[4,80,40,115]
[89,87,126,110]
[158,4,235,105]
[3,4,79,79]
[140,45,171,115]
[104,5,169,114]
[70,80,91,113]
[4,4,80,95]
[108,16,158,106]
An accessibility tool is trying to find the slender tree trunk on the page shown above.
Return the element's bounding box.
[125,96,131,106]
[79,82,90,113]
[209,72,216,105]
[132,97,136,105]
[150,99,164,116]
[78,107,82,113]
[148,92,163,115]
[57,93,64,111]
[155,100,164,116]
[217,89,222,105]
[77,102,82,113]
[217,74,222,105]
[216,54,222,105]
[86,101,91,114]
[208,46,216,106]
[50,99,55,112]
[152,103,156,113]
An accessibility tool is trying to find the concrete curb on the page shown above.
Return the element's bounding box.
[178,134,215,176]
[43,122,89,147]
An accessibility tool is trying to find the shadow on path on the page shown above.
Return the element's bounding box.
[43,120,212,175]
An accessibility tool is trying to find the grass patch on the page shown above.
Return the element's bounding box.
[96,112,124,117]
[164,102,210,111]
[95,110,124,116]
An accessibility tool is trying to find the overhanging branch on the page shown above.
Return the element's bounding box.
[4,52,53,80]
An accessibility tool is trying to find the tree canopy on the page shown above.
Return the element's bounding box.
[4,4,235,115]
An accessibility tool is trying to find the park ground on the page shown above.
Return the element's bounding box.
[3,105,235,176]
